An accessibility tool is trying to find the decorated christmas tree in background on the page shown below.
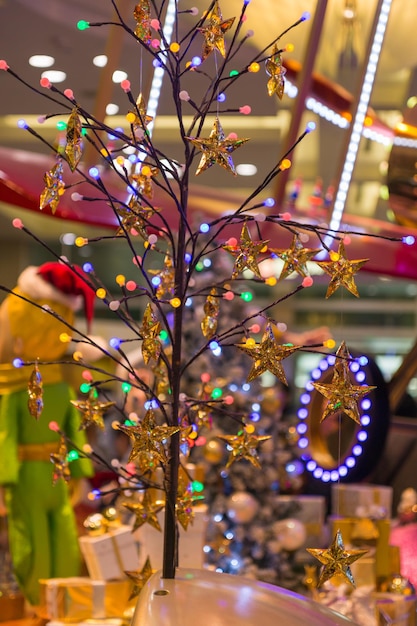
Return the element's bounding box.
[0,0,405,596]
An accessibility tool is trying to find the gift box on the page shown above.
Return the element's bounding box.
[39,577,135,622]
[330,517,392,584]
[134,504,208,570]
[0,592,25,622]
[79,525,139,581]
[273,495,326,550]
[331,484,393,518]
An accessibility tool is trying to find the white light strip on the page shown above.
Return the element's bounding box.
[322,0,392,244]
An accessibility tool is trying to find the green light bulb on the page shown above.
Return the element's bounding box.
[211,387,222,399]
[77,20,90,31]
[67,450,79,462]
[80,383,91,394]
[241,291,253,302]
[121,382,132,394]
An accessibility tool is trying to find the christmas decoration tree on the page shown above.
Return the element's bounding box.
[0,0,406,599]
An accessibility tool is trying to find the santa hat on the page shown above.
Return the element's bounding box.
[35,261,96,331]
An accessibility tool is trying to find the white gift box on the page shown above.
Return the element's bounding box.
[331,483,393,518]
[79,525,139,581]
[134,504,208,571]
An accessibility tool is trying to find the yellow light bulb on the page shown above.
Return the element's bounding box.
[141,165,151,177]
[246,338,256,347]
[280,158,291,170]
[324,339,336,349]
[266,276,277,286]
[75,236,87,247]
[126,112,136,124]
[59,333,71,343]
[170,42,180,53]
[96,288,106,299]
[330,251,340,262]
[244,424,255,434]
[116,274,125,286]
[170,297,181,308]
[248,62,260,73]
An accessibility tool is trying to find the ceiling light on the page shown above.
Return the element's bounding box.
[93,54,108,68]
[29,54,55,68]
[41,70,66,83]
[106,103,119,115]
[236,163,257,176]
[112,70,128,83]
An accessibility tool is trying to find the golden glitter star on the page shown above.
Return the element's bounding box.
[40,159,65,213]
[271,235,321,280]
[265,44,287,99]
[176,479,198,531]
[198,0,235,59]
[130,165,159,199]
[312,341,376,424]
[116,197,159,239]
[50,436,71,484]
[316,240,368,298]
[27,363,43,420]
[201,288,219,338]
[307,529,368,587]
[186,117,249,176]
[237,322,299,385]
[123,492,163,532]
[140,304,162,364]
[117,410,180,473]
[218,426,270,469]
[125,557,154,600]
[71,390,115,430]
[149,254,176,299]
[223,222,269,279]
[133,1,152,44]
[65,108,83,171]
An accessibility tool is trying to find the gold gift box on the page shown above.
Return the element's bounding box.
[38,577,135,623]
[330,517,392,584]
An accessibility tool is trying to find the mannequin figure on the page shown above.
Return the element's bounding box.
[0,262,94,607]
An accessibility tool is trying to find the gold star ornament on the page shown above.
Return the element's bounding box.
[223,222,269,279]
[186,117,249,176]
[125,557,154,600]
[237,322,299,385]
[71,390,115,430]
[50,436,71,485]
[307,529,368,587]
[27,363,43,420]
[201,288,219,339]
[198,0,235,60]
[265,44,287,99]
[218,425,270,469]
[133,1,152,44]
[40,159,65,213]
[313,341,376,424]
[123,492,163,532]
[65,108,83,171]
[271,235,321,281]
[140,304,162,364]
[316,239,368,298]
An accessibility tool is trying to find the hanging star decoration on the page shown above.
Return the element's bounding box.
[149,254,176,299]
[125,557,154,601]
[27,363,43,420]
[65,108,83,171]
[316,239,368,298]
[116,197,159,239]
[50,436,71,484]
[130,166,159,200]
[152,357,170,397]
[40,159,65,213]
[117,409,180,473]
[71,389,115,430]
[271,235,321,280]
[201,288,219,338]
[218,425,270,469]
[128,93,154,131]
[307,529,368,587]
[265,44,287,99]
[176,478,198,531]
[186,117,249,176]
[133,0,152,44]
[140,304,162,364]
[123,492,164,532]
[237,322,300,385]
[223,222,269,279]
[198,0,235,60]
[313,341,376,424]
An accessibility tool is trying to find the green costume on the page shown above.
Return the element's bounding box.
[0,382,93,606]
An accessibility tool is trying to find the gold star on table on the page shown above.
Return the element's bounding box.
[237,322,300,385]
[223,222,269,279]
[198,0,235,60]
[71,390,115,430]
[40,159,65,213]
[307,529,368,587]
[316,240,368,298]
[186,117,249,176]
[201,288,219,338]
[312,341,376,424]
[218,426,271,469]
[133,1,152,44]
[65,108,83,171]
[140,304,162,364]
[265,44,287,99]
[271,235,321,280]
[117,409,180,473]
[149,254,176,299]
[125,557,154,600]
[123,492,163,532]
[27,363,43,420]
[50,436,71,484]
